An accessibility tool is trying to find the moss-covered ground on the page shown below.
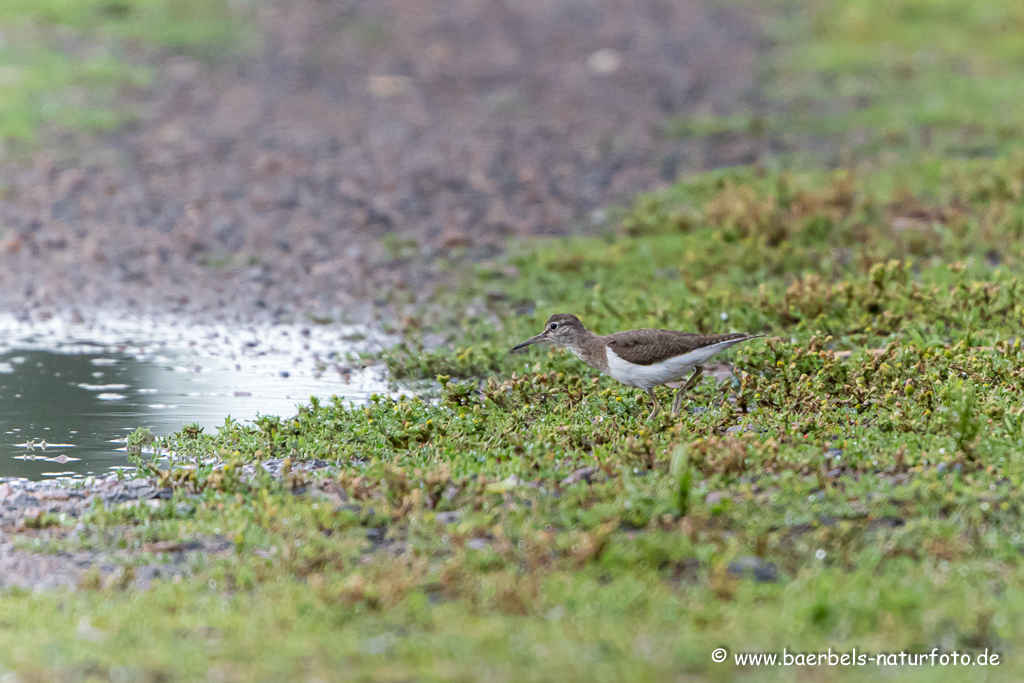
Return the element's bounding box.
[5,0,1024,681]
[0,0,252,152]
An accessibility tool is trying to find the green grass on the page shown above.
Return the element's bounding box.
[5,1,1024,680]
[5,156,1023,680]
[675,0,1024,164]
[0,0,255,152]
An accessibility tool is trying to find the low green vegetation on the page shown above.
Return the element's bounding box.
[6,156,1024,680]
[0,0,253,150]
[680,0,1024,164]
[4,0,1024,681]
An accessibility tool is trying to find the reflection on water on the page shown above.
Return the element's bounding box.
[0,315,390,480]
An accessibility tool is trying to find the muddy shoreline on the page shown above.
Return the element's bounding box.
[0,0,761,325]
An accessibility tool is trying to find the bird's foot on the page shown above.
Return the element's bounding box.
[671,366,704,415]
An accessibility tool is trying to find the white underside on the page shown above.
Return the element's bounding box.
[601,339,748,390]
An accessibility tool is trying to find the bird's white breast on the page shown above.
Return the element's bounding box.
[603,339,748,389]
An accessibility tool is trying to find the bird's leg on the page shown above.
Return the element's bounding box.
[645,388,660,422]
[672,366,704,415]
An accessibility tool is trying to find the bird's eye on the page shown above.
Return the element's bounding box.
[549,323,558,330]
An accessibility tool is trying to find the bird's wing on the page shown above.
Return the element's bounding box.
[604,330,755,366]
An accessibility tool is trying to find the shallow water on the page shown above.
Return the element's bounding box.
[0,315,390,480]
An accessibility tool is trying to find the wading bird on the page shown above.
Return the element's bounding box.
[511,313,762,421]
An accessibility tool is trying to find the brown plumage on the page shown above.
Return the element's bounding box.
[604,329,754,366]
[511,313,762,421]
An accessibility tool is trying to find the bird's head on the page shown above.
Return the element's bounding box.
[511,313,588,351]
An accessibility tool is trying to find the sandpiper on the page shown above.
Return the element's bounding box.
[511,313,762,421]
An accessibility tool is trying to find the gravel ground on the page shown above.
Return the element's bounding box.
[0,458,337,590]
[0,0,760,324]
[0,477,196,590]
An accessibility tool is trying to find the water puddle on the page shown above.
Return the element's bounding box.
[0,314,391,480]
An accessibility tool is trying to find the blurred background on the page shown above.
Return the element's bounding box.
[0,0,1020,323]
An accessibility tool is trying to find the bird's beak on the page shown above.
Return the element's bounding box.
[511,331,547,352]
